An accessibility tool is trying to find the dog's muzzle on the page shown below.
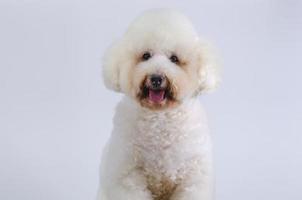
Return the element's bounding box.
[137,74,169,103]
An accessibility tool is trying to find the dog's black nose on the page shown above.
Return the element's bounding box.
[150,75,163,89]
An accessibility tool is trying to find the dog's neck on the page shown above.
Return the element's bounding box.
[133,97,204,141]
[136,98,198,116]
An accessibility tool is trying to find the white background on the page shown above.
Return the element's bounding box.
[0,0,301,200]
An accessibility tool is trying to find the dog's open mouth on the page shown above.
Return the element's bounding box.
[148,89,166,103]
[140,85,174,105]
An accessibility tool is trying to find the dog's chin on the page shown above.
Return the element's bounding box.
[137,85,179,110]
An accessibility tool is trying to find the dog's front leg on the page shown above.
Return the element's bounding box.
[99,168,153,200]
[170,169,213,200]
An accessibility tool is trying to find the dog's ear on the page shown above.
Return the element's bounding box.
[102,41,124,92]
[195,40,220,94]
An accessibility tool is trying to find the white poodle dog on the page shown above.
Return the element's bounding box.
[98,9,219,200]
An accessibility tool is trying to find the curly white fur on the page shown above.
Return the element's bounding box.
[98,9,219,200]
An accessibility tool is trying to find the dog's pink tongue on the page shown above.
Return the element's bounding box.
[149,90,165,103]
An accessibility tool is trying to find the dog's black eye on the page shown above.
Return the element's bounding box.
[142,52,151,61]
[170,55,179,64]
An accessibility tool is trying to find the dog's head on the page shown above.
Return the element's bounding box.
[103,9,220,110]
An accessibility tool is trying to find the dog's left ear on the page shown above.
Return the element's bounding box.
[195,40,221,94]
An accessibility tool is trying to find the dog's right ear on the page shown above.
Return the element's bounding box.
[102,41,123,92]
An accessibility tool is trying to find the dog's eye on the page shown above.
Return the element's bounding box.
[170,55,179,64]
[142,52,151,61]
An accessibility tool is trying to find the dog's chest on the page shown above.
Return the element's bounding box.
[133,116,183,200]
[132,108,204,199]
[132,107,202,179]
[126,101,210,199]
